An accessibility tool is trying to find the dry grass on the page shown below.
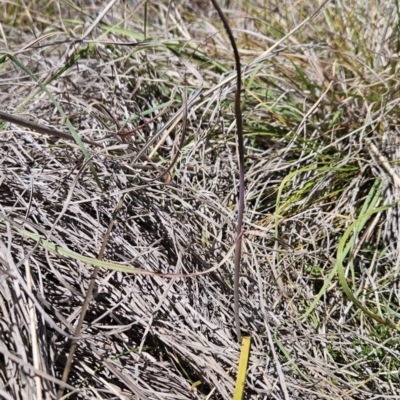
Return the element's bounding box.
[1,0,400,399]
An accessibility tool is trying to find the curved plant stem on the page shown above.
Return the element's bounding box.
[209,0,245,342]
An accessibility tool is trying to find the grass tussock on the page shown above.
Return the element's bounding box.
[1,0,400,399]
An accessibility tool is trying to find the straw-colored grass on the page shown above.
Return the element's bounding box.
[1,0,400,399]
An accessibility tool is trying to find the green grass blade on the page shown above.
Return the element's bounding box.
[0,215,144,273]
[301,179,393,322]
[336,202,397,328]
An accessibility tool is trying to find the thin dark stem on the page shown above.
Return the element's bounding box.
[209,0,244,342]
[57,195,126,399]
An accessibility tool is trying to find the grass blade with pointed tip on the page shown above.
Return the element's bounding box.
[0,214,235,278]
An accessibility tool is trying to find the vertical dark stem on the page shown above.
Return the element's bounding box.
[210,0,244,342]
